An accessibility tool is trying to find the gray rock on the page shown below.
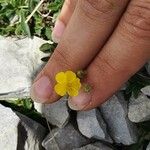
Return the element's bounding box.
[141,86,150,96]
[100,93,138,145]
[42,97,70,128]
[146,61,150,75]
[0,104,46,150]
[77,109,112,143]
[42,124,90,150]
[0,36,50,100]
[73,142,113,150]
[147,143,150,150]
[128,93,150,122]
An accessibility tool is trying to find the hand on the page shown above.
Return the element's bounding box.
[31,0,150,110]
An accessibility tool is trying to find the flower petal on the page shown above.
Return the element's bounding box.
[55,72,66,83]
[67,87,79,97]
[71,78,81,90]
[54,84,67,96]
[65,71,76,83]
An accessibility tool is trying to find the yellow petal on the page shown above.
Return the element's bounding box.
[55,72,67,84]
[54,84,67,96]
[71,78,81,90]
[65,71,76,83]
[67,87,79,97]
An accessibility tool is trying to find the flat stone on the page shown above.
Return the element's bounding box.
[42,124,90,150]
[128,93,150,122]
[42,97,70,128]
[147,143,150,150]
[0,104,46,150]
[0,36,50,100]
[77,109,112,143]
[73,142,113,150]
[100,93,138,145]
[141,86,150,96]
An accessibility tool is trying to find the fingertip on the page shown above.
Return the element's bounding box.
[52,20,66,43]
[68,92,92,110]
[30,76,52,103]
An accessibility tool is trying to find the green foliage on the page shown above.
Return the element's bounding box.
[0,0,63,39]
[125,73,150,99]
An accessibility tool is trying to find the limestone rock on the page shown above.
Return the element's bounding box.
[100,93,138,145]
[128,93,150,122]
[42,97,70,128]
[0,104,46,150]
[42,124,90,150]
[73,142,113,150]
[0,36,50,100]
[77,109,112,143]
[141,86,150,97]
[147,143,150,150]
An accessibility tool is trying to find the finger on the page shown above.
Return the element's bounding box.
[68,0,150,110]
[52,0,77,43]
[30,0,129,103]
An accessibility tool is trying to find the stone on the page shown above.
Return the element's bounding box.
[141,86,150,96]
[34,102,43,113]
[128,93,150,122]
[73,142,113,150]
[0,104,46,150]
[42,124,90,150]
[42,97,70,128]
[77,109,112,143]
[100,93,138,145]
[146,61,150,75]
[147,143,150,150]
[0,36,51,100]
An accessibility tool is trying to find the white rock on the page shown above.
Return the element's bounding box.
[42,124,90,150]
[128,93,150,122]
[42,97,70,128]
[141,86,150,96]
[77,109,112,143]
[73,142,113,150]
[100,93,138,145]
[147,143,150,150]
[0,104,46,150]
[0,36,50,100]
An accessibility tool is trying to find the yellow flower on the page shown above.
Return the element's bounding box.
[54,71,81,97]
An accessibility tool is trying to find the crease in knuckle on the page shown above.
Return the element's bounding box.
[79,0,115,21]
[52,49,72,69]
[93,55,117,75]
[121,1,150,40]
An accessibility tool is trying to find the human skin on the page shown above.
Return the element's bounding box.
[31,0,150,110]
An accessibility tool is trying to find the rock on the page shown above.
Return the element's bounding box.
[42,97,70,128]
[100,93,138,145]
[141,86,150,96]
[146,61,150,75]
[73,142,113,150]
[0,36,51,100]
[0,104,46,150]
[34,102,43,113]
[42,124,90,150]
[77,109,112,143]
[147,143,150,150]
[128,93,150,122]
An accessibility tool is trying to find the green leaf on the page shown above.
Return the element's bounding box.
[45,27,52,40]
[40,43,51,53]
[20,9,31,38]
[23,99,33,110]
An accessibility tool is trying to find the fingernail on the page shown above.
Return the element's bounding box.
[52,20,65,43]
[30,76,52,103]
[68,92,91,110]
